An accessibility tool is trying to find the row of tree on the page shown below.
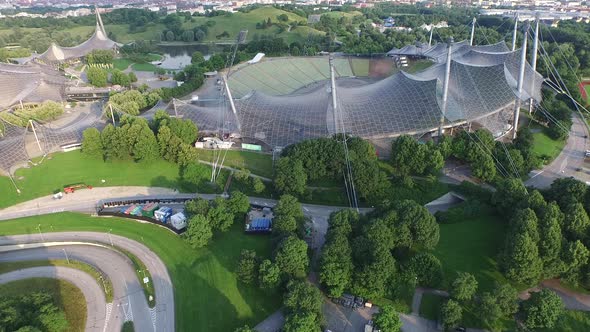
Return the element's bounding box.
[493,177,590,289]
[319,200,440,301]
[182,192,250,248]
[234,194,325,331]
[87,68,137,88]
[274,135,389,203]
[81,110,198,167]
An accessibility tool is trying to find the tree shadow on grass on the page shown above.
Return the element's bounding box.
[176,257,242,331]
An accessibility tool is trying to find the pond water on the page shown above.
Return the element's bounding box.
[157,44,222,70]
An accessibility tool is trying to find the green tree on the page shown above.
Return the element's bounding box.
[521,289,564,329]
[111,69,131,86]
[207,197,234,232]
[252,177,266,193]
[394,200,440,250]
[319,233,353,297]
[479,291,503,328]
[191,51,205,64]
[408,252,443,288]
[275,236,309,278]
[81,127,103,159]
[282,312,320,332]
[492,178,528,216]
[273,215,297,234]
[184,198,210,217]
[501,233,543,285]
[564,202,590,241]
[562,240,590,285]
[128,72,138,83]
[87,67,108,87]
[274,157,307,195]
[538,203,564,276]
[274,194,304,221]
[450,272,478,302]
[183,214,212,248]
[258,259,280,289]
[227,191,250,217]
[440,299,462,330]
[284,280,323,314]
[390,135,426,176]
[373,305,402,332]
[236,249,258,284]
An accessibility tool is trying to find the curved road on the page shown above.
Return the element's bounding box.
[0,245,157,332]
[0,266,106,331]
[526,112,589,188]
[0,233,174,332]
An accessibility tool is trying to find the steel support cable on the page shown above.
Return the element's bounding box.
[449,61,511,177]
[537,105,571,133]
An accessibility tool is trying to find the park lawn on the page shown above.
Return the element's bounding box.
[538,310,590,332]
[350,58,370,76]
[405,59,433,74]
[0,259,114,302]
[321,11,364,19]
[199,150,273,179]
[113,58,133,71]
[131,62,159,72]
[0,149,275,209]
[433,209,508,292]
[0,278,87,332]
[585,85,590,103]
[0,212,282,332]
[182,7,318,43]
[390,178,451,205]
[531,128,567,163]
[419,293,443,321]
[0,150,183,209]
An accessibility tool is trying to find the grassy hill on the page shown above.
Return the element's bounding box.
[0,7,324,46]
[180,7,324,43]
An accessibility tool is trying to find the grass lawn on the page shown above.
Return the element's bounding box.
[350,58,370,76]
[0,151,183,209]
[419,293,443,321]
[131,62,159,72]
[183,7,320,43]
[433,208,508,292]
[405,59,434,74]
[390,178,451,205]
[531,128,567,163]
[113,58,133,71]
[199,150,273,178]
[0,150,274,209]
[0,278,87,332]
[585,85,590,103]
[0,259,114,302]
[539,310,590,332]
[0,212,282,331]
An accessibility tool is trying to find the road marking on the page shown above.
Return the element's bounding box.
[529,170,545,179]
[150,307,157,332]
[103,303,113,332]
[303,207,309,212]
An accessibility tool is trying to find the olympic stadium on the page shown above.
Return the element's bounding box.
[172,40,543,153]
[0,33,544,174]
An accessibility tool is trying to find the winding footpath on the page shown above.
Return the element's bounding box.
[0,266,106,331]
[0,233,174,332]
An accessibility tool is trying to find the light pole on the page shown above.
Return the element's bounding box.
[37,224,45,241]
[62,248,70,264]
[108,229,113,247]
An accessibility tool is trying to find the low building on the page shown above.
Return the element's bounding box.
[245,207,273,233]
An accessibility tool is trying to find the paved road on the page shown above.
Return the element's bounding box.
[526,112,590,188]
[0,245,157,332]
[0,266,106,332]
[0,232,174,332]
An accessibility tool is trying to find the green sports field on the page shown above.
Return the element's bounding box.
[0,212,281,331]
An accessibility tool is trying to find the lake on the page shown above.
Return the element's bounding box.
[157,44,223,70]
